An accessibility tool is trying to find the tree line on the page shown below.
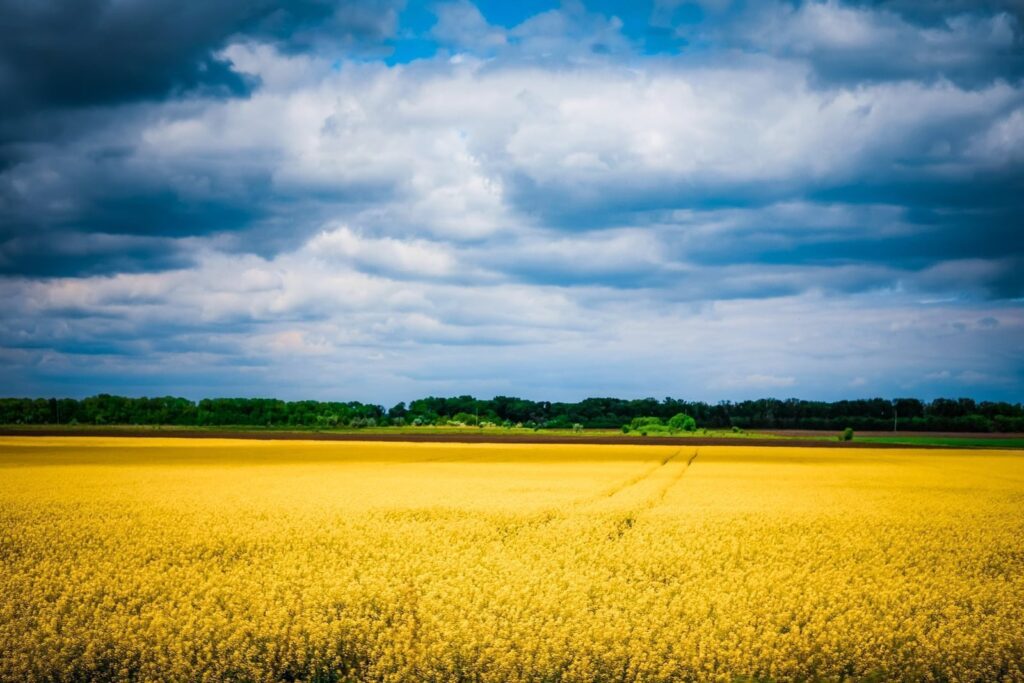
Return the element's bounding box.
[1,394,1022,432]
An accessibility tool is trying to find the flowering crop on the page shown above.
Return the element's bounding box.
[1,437,1022,682]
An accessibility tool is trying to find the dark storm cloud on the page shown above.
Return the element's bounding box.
[503,167,1024,290]
[0,0,402,277]
[0,0,400,113]
[729,211,1021,267]
[0,231,194,277]
[0,133,274,275]
[502,169,802,234]
[851,0,1024,25]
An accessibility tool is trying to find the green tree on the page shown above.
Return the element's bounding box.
[668,413,697,432]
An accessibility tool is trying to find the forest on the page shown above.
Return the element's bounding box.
[1,395,1022,432]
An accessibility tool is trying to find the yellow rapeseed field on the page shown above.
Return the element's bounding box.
[1,437,1023,682]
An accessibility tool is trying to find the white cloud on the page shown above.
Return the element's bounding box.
[733,1,1021,85]
[431,1,507,53]
[123,43,1022,235]
[967,107,1024,165]
[7,227,1022,402]
[306,225,461,279]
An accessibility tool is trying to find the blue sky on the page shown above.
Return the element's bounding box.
[1,0,1022,403]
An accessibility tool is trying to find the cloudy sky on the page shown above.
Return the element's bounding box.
[1,0,1022,403]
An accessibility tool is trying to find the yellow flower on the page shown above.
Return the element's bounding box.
[0,437,1021,682]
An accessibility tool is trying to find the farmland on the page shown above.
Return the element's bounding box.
[1,437,1023,682]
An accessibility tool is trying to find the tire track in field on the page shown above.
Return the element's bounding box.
[593,448,683,500]
[607,449,698,540]
[598,447,697,513]
[649,448,699,506]
[542,449,692,523]
[493,448,684,541]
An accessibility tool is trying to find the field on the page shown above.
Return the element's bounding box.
[1,438,1023,682]
[854,435,1024,449]
[9,425,1024,451]
[762,430,1024,450]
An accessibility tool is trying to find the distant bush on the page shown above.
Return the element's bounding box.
[841,427,854,441]
[668,413,697,432]
[994,415,1024,432]
[624,417,686,435]
[572,423,583,433]
[629,416,663,431]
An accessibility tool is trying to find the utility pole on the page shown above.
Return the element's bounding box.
[893,401,898,432]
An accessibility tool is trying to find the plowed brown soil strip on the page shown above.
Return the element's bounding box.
[762,429,1024,439]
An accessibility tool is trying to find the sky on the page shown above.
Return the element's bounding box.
[1,0,1022,404]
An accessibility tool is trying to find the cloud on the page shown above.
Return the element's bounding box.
[5,218,1021,403]
[430,1,633,62]
[715,374,798,389]
[6,42,1021,277]
[712,1,1024,87]
[0,232,197,278]
[306,225,466,280]
[0,0,1022,401]
[0,0,400,113]
[845,1,1024,28]
[916,257,1024,299]
[431,1,508,53]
